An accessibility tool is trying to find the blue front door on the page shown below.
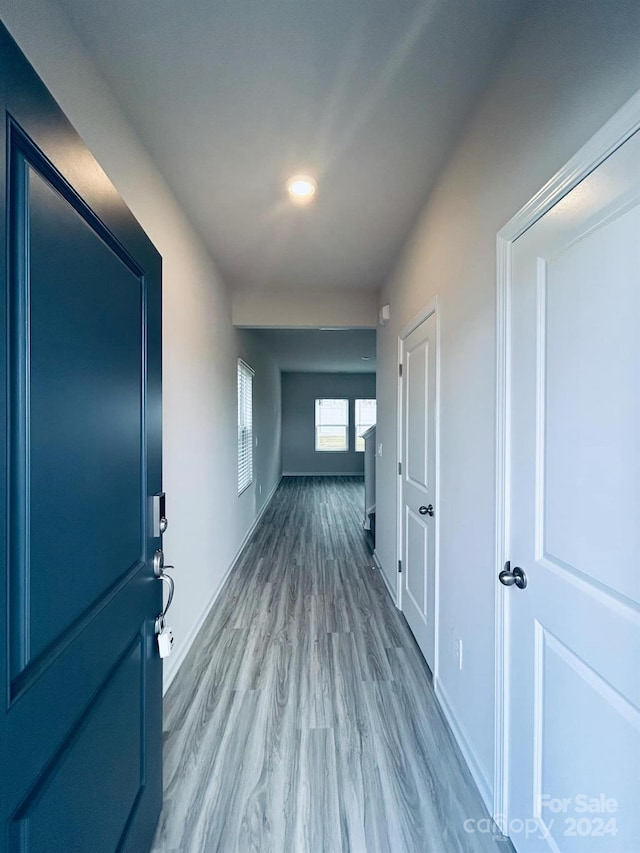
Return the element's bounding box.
[0,23,163,851]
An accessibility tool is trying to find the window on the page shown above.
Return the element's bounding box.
[315,399,349,451]
[355,398,377,451]
[237,359,254,494]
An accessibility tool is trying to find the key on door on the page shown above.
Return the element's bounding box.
[156,616,174,658]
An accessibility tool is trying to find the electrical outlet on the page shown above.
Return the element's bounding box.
[377,442,383,457]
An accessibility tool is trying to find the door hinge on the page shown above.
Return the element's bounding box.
[399,363,403,377]
[398,461,402,475]
[398,559,402,573]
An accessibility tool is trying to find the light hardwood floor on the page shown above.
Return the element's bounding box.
[152,476,513,853]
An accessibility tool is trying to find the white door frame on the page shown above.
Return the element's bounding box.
[397,296,441,676]
[493,90,640,833]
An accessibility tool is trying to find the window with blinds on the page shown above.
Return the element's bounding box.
[315,398,349,451]
[237,359,254,494]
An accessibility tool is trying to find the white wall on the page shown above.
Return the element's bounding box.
[376,0,640,807]
[0,0,282,691]
[233,287,378,328]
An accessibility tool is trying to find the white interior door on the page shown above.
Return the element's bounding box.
[401,312,437,669]
[505,129,640,852]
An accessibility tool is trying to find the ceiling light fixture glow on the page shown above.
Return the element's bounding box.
[287,174,317,203]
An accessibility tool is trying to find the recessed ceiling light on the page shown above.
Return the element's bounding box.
[287,174,317,204]
[361,356,372,361]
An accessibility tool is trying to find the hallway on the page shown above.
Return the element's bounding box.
[152,477,509,853]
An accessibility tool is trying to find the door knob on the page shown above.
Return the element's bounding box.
[419,504,434,517]
[512,567,527,589]
[153,549,176,633]
[153,549,174,578]
[498,561,527,589]
[153,549,165,577]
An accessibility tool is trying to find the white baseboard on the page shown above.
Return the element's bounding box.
[162,558,235,695]
[434,676,493,813]
[162,476,282,694]
[373,549,397,606]
[282,472,364,477]
[374,547,492,815]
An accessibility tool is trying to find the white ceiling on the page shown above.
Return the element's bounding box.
[57,0,527,292]
[252,329,376,373]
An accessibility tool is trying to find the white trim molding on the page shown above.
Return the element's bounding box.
[396,296,441,679]
[163,476,283,694]
[493,89,640,831]
[281,472,364,477]
[435,677,493,813]
[373,549,398,605]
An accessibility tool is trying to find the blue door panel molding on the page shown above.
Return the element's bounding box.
[0,21,163,852]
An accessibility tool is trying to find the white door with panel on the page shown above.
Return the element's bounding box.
[401,312,437,670]
[505,130,640,852]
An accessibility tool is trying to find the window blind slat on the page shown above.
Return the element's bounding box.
[238,359,254,493]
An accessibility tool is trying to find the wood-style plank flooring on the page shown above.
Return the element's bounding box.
[152,476,512,852]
